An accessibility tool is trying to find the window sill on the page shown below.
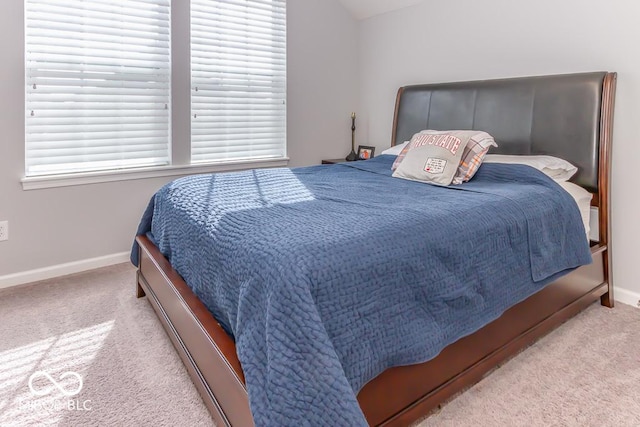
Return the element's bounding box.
[21,157,290,190]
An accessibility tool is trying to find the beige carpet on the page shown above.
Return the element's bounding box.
[0,263,213,427]
[0,264,639,427]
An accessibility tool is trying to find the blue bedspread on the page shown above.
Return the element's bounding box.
[131,155,591,426]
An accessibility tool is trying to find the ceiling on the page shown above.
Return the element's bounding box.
[337,0,425,20]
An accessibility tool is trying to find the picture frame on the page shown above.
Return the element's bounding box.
[357,145,375,160]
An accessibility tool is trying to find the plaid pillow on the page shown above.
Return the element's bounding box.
[451,133,497,184]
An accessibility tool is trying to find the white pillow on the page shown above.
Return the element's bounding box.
[483,154,577,182]
[381,141,409,156]
[558,181,592,240]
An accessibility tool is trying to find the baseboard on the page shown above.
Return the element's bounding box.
[614,286,640,309]
[0,252,130,290]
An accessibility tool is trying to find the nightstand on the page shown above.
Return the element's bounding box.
[321,158,352,165]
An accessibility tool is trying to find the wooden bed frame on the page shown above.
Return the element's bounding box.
[135,72,617,426]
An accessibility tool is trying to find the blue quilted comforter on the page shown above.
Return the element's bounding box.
[132,155,591,426]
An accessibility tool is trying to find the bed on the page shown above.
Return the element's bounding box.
[133,71,616,426]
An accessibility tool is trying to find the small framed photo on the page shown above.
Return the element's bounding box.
[357,145,375,160]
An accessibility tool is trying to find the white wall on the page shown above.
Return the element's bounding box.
[0,0,358,278]
[357,0,640,301]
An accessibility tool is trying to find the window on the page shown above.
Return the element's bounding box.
[24,0,287,181]
[25,0,171,176]
[191,0,286,163]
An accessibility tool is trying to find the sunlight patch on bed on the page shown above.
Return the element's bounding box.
[0,320,114,426]
[168,168,315,227]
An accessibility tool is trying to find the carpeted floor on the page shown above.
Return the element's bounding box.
[0,264,639,426]
[0,263,213,427]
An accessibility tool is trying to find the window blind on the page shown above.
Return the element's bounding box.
[191,0,286,163]
[25,0,171,176]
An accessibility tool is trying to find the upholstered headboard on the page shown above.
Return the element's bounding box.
[391,72,616,193]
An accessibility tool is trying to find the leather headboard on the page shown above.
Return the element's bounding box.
[392,72,610,193]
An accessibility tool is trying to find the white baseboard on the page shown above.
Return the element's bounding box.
[614,286,640,309]
[0,252,130,290]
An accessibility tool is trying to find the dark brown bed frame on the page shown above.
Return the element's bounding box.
[136,72,617,426]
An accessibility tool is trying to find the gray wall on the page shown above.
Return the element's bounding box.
[0,0,358,276]
[357,0,640,299]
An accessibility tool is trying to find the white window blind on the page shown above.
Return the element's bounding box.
[25,0,171,177]
[191,0,286,163]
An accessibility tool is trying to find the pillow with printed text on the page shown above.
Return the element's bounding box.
[392,130,497,185]
[392,130,486,186]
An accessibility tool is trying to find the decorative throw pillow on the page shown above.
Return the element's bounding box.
[451,131,498,184]
[392,131,476,186]
[391,130,497,180]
